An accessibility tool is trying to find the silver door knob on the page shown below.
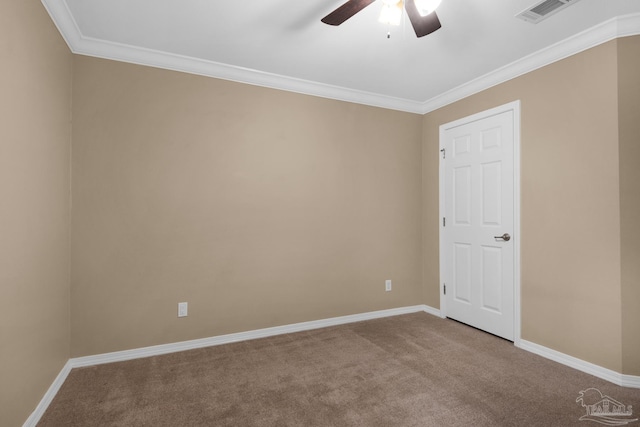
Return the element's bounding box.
[494,233,511,241]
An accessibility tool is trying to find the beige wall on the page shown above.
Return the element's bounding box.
[422,41,625,372]
[0,1,72,426]
[70,56,423,357]
[618,36,640,376]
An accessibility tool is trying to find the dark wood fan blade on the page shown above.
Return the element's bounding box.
[405,0,441,38]
[321,0,377,26]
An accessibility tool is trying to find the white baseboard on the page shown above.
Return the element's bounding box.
[69,305,437,368]
[28,305,638,427]
[621,374,640,388]
[422,303,444,318]
[517,339,640,389]
[24,304,439,426]
[22,360,73,427]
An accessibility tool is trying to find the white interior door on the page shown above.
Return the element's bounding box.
[440,102,519,341]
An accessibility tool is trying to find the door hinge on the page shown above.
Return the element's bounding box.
[440,148,446,159]
[443,217,446,227]
[443,283,446,295]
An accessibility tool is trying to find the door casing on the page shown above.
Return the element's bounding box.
[438,100,522,346]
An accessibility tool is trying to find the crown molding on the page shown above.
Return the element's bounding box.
[41,1,640,114]
[40,0,425,114]
[418,13,640,114]
[79,37,425,114]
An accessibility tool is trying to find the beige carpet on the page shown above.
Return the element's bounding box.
[39,313,640,426]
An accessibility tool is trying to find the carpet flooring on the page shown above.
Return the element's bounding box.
[38,313,640,426]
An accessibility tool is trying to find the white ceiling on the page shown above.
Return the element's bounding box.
[42,0,640,113]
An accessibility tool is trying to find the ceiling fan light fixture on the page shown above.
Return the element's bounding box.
[379,0,403,26]
[414,0,441,17]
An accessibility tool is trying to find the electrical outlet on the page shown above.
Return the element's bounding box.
[385,279,392,292]
[178,302,188,317]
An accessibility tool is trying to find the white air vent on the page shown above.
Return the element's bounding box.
[516,0,582,24]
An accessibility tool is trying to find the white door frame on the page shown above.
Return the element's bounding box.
[438,100,522,346]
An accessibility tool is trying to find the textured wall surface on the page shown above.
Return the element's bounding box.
[0,1,72,425]
[70,56,423,357]
[618,35,640,376]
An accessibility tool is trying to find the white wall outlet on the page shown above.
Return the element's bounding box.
[178,302,188,317]
[385,279,392,292]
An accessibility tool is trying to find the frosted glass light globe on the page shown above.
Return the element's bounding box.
[415,0,442,16]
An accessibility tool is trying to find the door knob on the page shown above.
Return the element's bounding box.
[494,233,511,241]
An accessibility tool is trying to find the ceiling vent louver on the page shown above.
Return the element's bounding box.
[516,0,582,24]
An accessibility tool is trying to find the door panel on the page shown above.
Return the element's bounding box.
[454,166,471,225]
[482,161,502,226]
[481,245,502,312]
[442,109,515,341]
[453,243,472,303]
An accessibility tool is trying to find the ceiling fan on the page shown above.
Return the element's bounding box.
[321,0,442,38]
